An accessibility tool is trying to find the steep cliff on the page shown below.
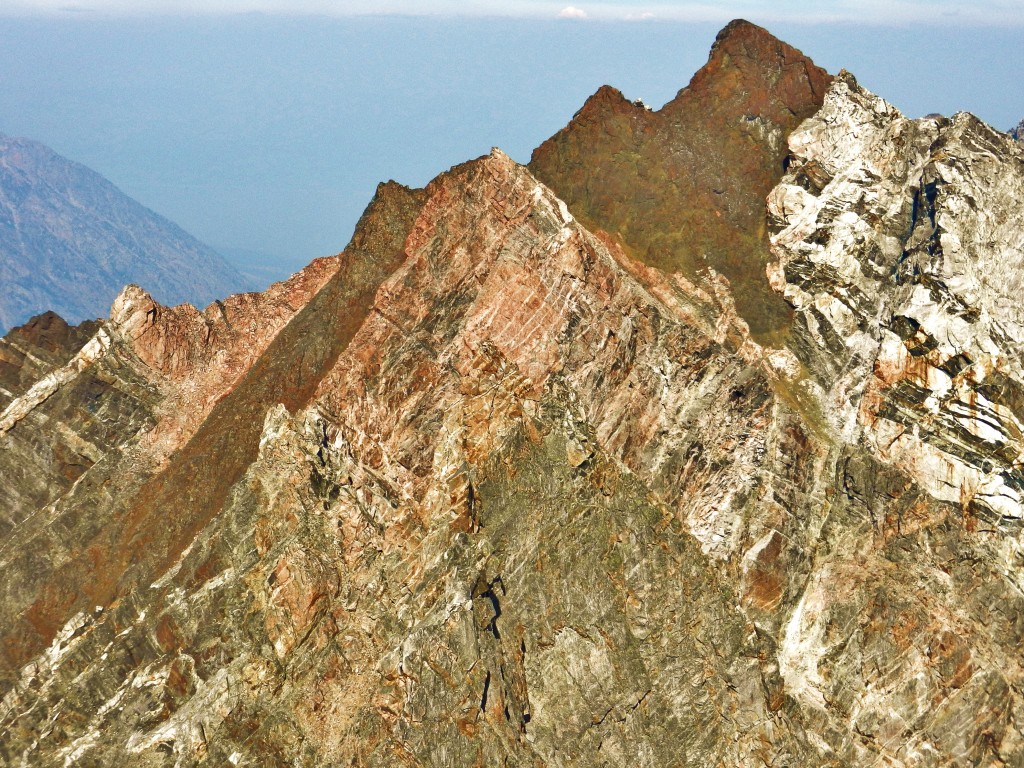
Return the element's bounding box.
[2,21,1024,768]
[764,69,1024,766]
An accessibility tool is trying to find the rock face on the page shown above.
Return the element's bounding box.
[0,133,247,334]
[0,250,340,671]
[2,21,1024,768]
[764,72,1024,764]
[529,19,832,338]
[1011,118,1024,141]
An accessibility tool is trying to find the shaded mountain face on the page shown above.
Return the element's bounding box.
[3,20,1024,768]
[0,134,247,334]
[529,19,832,340]
[1012,118,1023,140]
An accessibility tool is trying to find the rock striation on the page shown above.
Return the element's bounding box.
[764,70,1024,766]
[2,20,1024,768]
[0,133,247,334]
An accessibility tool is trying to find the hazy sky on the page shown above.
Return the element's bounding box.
[1,5,1022,274]
[3,1,1024,25]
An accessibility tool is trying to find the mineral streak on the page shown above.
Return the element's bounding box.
[2,20,1024,768]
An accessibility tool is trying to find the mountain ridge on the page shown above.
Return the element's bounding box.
[2,20,1024,767]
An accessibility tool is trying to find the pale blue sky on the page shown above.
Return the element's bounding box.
[1,9,1021,275]
[3,1,1024,25]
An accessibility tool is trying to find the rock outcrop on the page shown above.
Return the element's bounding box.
[0,248,342,674]
[529,19,832,338]
[2,21,1024,768]
[0,133,247,333]
[764,72,1024,764]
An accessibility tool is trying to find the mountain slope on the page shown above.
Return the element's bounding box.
[0,133,247,333]
[529,19,832,339]
[0,148,821,766]
[2,21,1024,768]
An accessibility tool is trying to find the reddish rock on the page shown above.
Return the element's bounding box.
[530,19,831,338]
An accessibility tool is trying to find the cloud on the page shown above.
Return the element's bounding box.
[558,5,587,18]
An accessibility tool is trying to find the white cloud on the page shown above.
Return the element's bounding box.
[558,5,587,18]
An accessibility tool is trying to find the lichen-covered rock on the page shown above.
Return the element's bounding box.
[530,18,832,337]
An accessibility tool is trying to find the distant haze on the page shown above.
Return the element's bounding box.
[4,1,1024,25]
[0,15,1021,267]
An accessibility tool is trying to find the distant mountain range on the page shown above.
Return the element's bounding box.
[0,133,247,333]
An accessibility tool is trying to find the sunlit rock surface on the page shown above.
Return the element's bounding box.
[766,70,1024,765]
[2,21,1024,768]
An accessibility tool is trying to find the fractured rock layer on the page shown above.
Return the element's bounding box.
[2,20,1024,768]
[766,70,1024,765]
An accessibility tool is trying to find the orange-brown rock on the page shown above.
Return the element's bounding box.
[530,18,831,338]
[3,20,1024,768]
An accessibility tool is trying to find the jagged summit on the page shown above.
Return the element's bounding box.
[1012,117,1024,140]
[570,19,816,125]
[3,20,1024,768]
[530,19,830,339]
[672,18,832,119]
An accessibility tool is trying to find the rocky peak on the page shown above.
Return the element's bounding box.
[674,18,832,123]
[3,311,95,357]
[567,84,639,125]
[108,254,338,383]
[529,19,830,339]
[0,311,101,432]
[1012,117,1024,140]
[0,175,424,689]
[0,143,797,765]
[779,71,1024,511]
[5,20,1024,768]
